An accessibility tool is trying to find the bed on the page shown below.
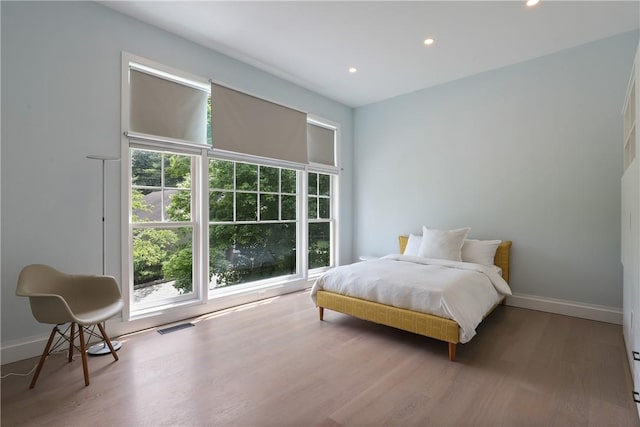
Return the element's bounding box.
[311,236,512,361]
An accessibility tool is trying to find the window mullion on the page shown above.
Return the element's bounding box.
[199,149,209,302]
[316,173,320,219]
[160,153,165,222]
[233,162,237,222]
[257,166,261,222]
[278,169,282,221]
[300,168,308,277]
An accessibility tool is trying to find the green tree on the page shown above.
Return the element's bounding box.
[132,150,310,294]
[132,150,162,186]
[131,151,193,291]
[131,188,177,285]
[132,228,179,285]
[161,155,194,293]
[308,222,330,269]
[207,160,297,288]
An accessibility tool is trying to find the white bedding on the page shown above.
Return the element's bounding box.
[310,255,512,343]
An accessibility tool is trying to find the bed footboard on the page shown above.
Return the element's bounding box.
[316,290,460,361]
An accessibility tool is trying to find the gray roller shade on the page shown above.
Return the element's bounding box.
[211,83,307,164]
[307,123,336,166]
[130,69,208,144]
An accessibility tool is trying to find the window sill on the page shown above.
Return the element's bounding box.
[128,296,203,321]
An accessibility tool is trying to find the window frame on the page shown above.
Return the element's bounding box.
[206,156,304,296]
[307,171,336,274]
[128,146,203,314]
[122,52,211,320]
[306,115,340,277]
[121,53,341,323]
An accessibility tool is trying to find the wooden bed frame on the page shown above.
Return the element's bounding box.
[317,237,512,361]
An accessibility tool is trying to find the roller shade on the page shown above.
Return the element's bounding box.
[130,69,208,144]
[211,83,307,164]
[307,123,336,166]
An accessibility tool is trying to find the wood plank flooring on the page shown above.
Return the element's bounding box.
[2,290,638,427]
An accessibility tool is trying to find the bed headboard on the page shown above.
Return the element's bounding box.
[398,236,512,283]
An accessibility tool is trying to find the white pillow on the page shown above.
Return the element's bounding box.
[461,239,502,266]
[403,233,422,256]
[418,226,470,261]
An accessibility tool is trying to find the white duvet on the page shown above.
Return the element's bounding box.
[310,255,512,343]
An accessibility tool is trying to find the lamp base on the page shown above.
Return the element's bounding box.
[87,340,122,356]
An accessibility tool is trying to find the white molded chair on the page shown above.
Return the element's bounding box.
[16,264,124,388]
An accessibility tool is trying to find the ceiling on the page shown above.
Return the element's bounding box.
[101,1,640,108]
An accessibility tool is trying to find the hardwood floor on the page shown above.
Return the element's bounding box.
[2,290,638,427]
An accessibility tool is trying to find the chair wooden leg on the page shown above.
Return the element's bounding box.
[78,326,90,386]
[96,323,119,361]
[319,307,324,321]
[29,326,58,389]
[68,323,75,363]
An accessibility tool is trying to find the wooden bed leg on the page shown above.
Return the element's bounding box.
[319,307,324,321]
[448,343,456,362]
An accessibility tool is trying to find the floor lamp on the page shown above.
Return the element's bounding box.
[86,154,122,355]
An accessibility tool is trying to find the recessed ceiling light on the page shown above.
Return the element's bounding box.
[348,67,358,74]
[526,0,540,7]
[424,38,435,46]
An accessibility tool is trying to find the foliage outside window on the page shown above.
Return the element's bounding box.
[131,149,195,299]
[129,150,337,309]
[208,159,299,289]
[308,172,332,269]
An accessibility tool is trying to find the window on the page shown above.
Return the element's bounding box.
[123,54,340,320]
[130,148,199,310]
[308,172,334,270]
[208,159,300,291]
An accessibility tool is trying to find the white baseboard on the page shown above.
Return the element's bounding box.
[1,334,50,365]
[506,293,622,325]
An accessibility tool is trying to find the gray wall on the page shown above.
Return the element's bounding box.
[353,31,638,308]
[1,2,353,344]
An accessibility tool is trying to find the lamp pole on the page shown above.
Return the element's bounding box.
[86,154,122,355]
